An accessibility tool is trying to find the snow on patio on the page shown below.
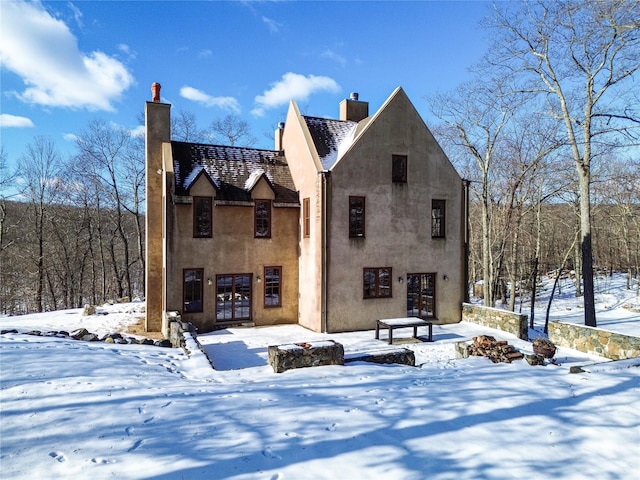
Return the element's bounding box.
[1,275,639,479]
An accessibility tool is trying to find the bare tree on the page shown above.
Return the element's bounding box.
[207,114,257,146]
[75,119,139,299]
[18,136,62,312]
[0,147,17,253]
[488,0,640,326]
[429,77,522,307]
[172,109,206,143]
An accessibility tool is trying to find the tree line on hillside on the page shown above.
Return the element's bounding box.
[0,113,257,315]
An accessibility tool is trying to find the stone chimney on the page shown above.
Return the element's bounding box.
[340,92,369,122]
[275,122,285,152]
[145,82,171,333]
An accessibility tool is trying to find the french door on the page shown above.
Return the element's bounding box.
[406,273,436,319]
[216,274,252,322]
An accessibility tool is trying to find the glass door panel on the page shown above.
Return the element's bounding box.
[406,273,436,318]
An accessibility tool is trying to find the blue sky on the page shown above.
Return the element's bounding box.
[1,0,491,171]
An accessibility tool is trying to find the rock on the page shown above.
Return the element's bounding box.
[347,348,415,366]
[26,330,43,336]
[70,328,89,340]
[104,337,115,343]
[82,304,96,316]
[81,333,99,342]
[141,338,155,345]
[525,354,545,366]
[155,339,172,348]
[268,340,344,373]
[1,329,18,335]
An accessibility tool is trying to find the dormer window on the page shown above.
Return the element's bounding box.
[193,197,212,238]
[255,200,272,238]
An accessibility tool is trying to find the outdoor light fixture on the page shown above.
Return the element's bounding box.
[398,276,404,283]
[443,275,449,281]
[257,275,262,283]
[207,278,213,286]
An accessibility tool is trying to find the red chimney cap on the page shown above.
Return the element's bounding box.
[151,82,161,102]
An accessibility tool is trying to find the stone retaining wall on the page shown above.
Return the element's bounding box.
[165,311,216,368]
[462,303,528,340]
[549,321,640,360]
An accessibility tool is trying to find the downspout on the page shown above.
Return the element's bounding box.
[463,179,471,303]
[321,170,331,333]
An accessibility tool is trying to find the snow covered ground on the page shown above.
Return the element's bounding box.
[1,275,639,479]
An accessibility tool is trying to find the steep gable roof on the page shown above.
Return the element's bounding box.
[171,141,298,204]
[303,116,359,170]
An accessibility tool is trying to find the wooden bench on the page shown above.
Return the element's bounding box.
[375,318,433,345]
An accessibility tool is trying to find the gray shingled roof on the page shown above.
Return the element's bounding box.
[171,141,299,204]
[304,116,358,170]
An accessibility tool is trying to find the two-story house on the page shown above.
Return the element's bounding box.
[145,84,466,335]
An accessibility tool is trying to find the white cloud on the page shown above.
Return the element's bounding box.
[67,1,84,29]
[0,114,35,128]
[198,49,213,59]
[262,16,282,34]
[63,133,78,142]
[321,49,347,67]
[0,1,134,111]
[129,125,145,138]
[252,73,340,117]
[180,86,241,113]
[117,43,136,60]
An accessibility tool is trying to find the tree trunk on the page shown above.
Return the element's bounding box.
[577,163,596,327]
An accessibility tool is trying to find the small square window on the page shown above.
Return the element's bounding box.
[349,196,365,238]
[432,199,446,238]
[392,155,407,183]
[363,267,392,299]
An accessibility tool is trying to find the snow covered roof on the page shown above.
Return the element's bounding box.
[171,142,298,204]
[304,116,359,170]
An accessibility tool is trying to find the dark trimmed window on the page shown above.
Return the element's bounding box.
[392,154,407,183]
[255,200,271,238]
[183,268,203,313]
[264,266,282,308]
[193,197,212,238]
[303,198,310,238]
[432,199,446,238]
[349,196,365,238]
[363,267,392,299]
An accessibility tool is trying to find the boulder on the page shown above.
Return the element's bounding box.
[268,340,344,373]
[70,328,89,340]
